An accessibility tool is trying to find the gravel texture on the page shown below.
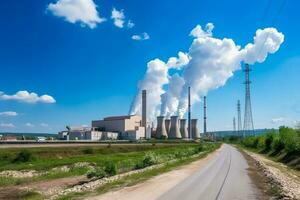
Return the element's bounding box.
[245,151,300,200]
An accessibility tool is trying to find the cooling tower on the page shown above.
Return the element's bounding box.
[156,116,167,139]
[165,119,171,136]
[180,119,188,138]
[191,119,200,139]
[169,116,182,139]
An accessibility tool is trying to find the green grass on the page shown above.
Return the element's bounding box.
[57,143,220,200]
[0,143,209,187]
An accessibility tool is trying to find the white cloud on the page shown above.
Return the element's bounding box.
[190,23,214,38]
[127,20,135,28]
[0,111,18,117]
[40,123,49,127]
[271,117,285,123]
[132,32,150,41]
[47,0,106,29]
[166,51,190,69]
[0,91,56,104]
[240,28,284,64]
[25,123,35,127]
[0,123,15,128]
[111,8,125,28]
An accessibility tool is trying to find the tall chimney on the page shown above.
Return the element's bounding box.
[142,90,147,127]
[180,119,188,138]
[191,119,200,139]
[188,87,191,139]
[165,119,171,136]
[169,116,182,139]
[203,96,207,134]
[156,116,167,139]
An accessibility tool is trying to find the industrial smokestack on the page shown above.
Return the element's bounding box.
[191,119,200,139]
[156,116,167,139]
[203,96,207,134]
[180,119,188,138]
[142,90,147,127]
[169,116,182,139]
[165,119,171,136]
[188,86,191,139]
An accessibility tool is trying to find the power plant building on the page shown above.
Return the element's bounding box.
[92,115,145,140]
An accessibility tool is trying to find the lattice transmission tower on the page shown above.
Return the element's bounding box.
[243,64,254,136]
[237,100,242,137]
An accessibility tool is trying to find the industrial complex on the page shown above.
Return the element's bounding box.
[58,88,202,141]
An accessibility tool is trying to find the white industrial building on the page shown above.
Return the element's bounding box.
[59,115,146,141]
[92,115,145,140]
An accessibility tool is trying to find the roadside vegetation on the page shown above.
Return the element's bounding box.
[56,142,220,200]
[225,126,300,170]
[0,142,217,188]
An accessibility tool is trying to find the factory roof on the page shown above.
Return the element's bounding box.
[103,115,137,121]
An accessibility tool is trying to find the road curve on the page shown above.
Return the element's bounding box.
[87,144,263,200]
[158,144,260,200]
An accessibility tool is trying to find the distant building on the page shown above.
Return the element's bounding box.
[58,115,145,141]
[1,135,17,141]
[92,115,145,140]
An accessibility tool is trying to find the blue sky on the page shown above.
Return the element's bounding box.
[0,0,299,133]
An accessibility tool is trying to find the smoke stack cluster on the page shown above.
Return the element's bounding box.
[156,116,167,139]
[169,116,182,139]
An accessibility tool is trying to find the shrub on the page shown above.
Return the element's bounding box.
[82,148,94,154]
[86,167,106,179]
[197,144,203,152]
[104,161,117,176]
[279,126,299,153]
[142,152,158,167]
[135,152,158,169]
[264,133,275,151]
[13,150,33,163]
[272,136,285,153]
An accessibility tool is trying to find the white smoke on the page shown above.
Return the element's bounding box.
[129,52,189,122]
[130,23,284,121]
[160,74,185,118]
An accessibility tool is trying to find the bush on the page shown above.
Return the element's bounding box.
[272,136,285,153]
[86,167,106,179]
[279,126,299,153]
[82,148,94,154]
[135,152,158,169]
[13,150,33,163]
[264,133,275,151]
[104,161,117,176]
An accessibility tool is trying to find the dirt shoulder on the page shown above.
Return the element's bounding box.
[242,149,300,200]
[84,145,223,200]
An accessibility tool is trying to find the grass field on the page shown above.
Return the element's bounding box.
[0,142,217,187]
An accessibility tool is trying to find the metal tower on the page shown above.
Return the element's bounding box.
[243,64,254,136]
[203,96,207,134]
[233,117,236,133]
[237,100,242,137]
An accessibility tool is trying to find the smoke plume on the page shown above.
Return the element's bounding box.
[130,23,284,121]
